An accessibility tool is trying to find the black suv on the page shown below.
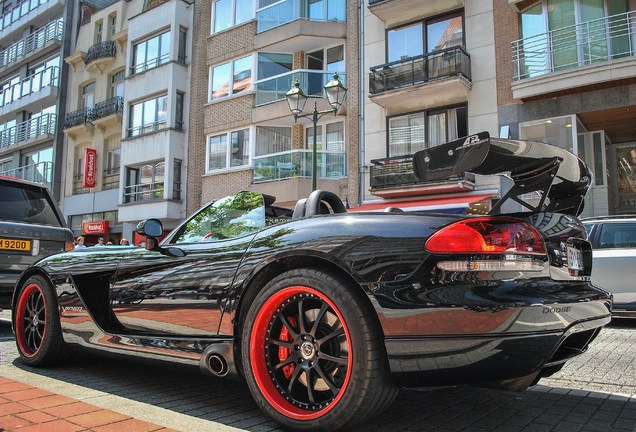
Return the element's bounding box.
[0,177,74,309]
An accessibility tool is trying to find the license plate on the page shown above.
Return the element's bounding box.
[567,245,583,271]
[0,237,31,252]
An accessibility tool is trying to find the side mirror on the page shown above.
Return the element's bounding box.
[136,219,163,238]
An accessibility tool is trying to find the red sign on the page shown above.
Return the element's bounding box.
[82,220,109,235]
[83,148,97,188]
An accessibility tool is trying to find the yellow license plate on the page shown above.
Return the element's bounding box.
[0,237,32,252]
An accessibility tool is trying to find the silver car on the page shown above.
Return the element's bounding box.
[583,216,636,317]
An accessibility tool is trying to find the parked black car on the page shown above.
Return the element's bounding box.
[11,133,611,431]
[0,177,74,309]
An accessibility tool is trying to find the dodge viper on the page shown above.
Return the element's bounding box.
[12,132,611,431]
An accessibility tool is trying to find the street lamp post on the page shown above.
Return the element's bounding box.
[285,73,347,192]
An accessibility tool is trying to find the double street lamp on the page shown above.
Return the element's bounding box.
[285,73,347,191]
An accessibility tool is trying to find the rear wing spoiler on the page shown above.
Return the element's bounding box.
[412,132,592,216]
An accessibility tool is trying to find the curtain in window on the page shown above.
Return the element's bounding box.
[255,126,291,156]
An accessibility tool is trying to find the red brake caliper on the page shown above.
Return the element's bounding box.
[278,316,297,379]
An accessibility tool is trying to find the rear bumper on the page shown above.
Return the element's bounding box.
[383,300,611,389]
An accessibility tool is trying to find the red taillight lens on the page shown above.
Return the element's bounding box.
[425,217,547,256]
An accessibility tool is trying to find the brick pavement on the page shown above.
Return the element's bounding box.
[0,377,173,432]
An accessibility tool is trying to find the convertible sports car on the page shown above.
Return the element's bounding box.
[12,133,611,431]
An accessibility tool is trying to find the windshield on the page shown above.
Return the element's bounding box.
[0,181,64,227]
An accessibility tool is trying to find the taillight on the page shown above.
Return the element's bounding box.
[425,217,547,256]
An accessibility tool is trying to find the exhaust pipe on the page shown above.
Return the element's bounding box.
[207,353,228,376]
[199,341,241,381]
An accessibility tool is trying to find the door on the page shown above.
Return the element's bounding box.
[577,130,609,217]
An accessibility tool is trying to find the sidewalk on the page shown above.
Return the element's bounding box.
[0,377,175,432]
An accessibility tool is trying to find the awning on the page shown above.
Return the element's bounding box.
[350,193,494,213]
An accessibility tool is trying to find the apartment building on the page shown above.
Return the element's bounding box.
[63,0,192,244]
[360,1,501,213]
[498,0,636,217]
[187,0,358,213]
[0,0,74,201]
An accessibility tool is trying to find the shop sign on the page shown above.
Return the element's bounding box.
[82,220,109,235]
[83,148,97,188]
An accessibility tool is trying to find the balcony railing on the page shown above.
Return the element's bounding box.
[127,119,167,138]
[103,167,120,190]
[512,10,636,81]
[124,181,165,203]
[64,107,93,129]
[0,113,56,150]
[257,0,346,33]
[0,65,59,108]
[255,69,347,106]
[84,41,117,65]
[0,161,52,187]
[252,149,346,183]
[369,47,471,95]
[1,0,51,33]
[73,174,90,194]
[0,19,63,70]
[130,53,170,75]
[93,96,123,120]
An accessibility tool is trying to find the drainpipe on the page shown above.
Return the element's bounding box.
[357,0,365,207]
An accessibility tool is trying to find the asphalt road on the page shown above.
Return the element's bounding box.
[1,313,635,432]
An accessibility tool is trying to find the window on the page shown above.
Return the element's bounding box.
[212,0,253,34]
[0,158,12,174]
[255,126,291,156]
[306,45,344,95]
[128,95,168,137]
[178,27,187,64]
[305,122,344,151]
[175,91,184,130]
[257,53,293,80]
[124,161,165,203]
[132,31,170,74]
[209,55,252,101]
[95,20,103,43]
[207,128,250,171]
[387,106,467,157]
[22,147,53,184]
[387,12,463,62]
[28,56,60,91]
[82,82,95,109]
[104,136,121,190]
[109,14,117,37]
[110,70,125,99]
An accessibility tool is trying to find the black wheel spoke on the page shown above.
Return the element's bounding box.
[270,339,294,350]
[309,303,329,337]
[35,324,44,341]
[297,297,307,334]
[276,311,299,339]
[315,363,340,395]
[318,351,348,365]
[318,326,345,345]
[273,356,295,372]
[306,369,316,404]
[287,363,303,393]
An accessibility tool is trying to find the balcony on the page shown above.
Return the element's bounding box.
[103,167,120,190]
[64,108,93,129]
[257,0,345,33]
[0,66,59,115]
[511,10,636,100]
[84,41,117,73]
[255,69,347,107]
[252,149,346,183]
[92,96,123,130]
[254,0,346,52]
[0,161,52,188]
[367,0,463,26]
[368,47,471,109]
[0,19,63,72]
[0,113,56,151]
[0,0,64,41]
[369,155,474,198]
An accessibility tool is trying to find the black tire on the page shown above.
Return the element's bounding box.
[241,268,398,431]
[14,275,69,366]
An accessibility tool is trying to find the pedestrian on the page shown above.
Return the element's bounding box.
[106,241,113,245]
[120,238,130,246]
[74,236,87,249]
[93,237,106,247]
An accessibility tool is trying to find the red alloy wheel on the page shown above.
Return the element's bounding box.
[250,286,352,421]
[15,283,47,358]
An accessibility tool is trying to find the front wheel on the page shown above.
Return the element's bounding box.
[241,269,397,431]
[14,275,69,366]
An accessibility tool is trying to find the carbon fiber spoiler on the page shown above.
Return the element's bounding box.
[412,132,592,216]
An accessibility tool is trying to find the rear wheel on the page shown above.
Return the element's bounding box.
[241,268,397,431]
[14,275,68,366]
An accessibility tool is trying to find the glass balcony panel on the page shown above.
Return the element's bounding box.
[257,0,345,33]
[252,149,346,183]
[255,69,346,106]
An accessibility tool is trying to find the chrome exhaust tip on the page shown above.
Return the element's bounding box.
[207,353,228,376]
[199,341,241,381]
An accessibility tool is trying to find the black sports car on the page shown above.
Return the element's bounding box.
[12,133,611,431]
